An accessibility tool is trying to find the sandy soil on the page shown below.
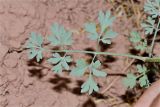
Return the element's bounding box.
[0,0,145,107]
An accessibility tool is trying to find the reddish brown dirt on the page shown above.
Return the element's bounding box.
[0,0,146,107]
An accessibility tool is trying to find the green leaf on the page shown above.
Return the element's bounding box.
[123,73,137,88]
[48,23,73,46]
[26,32,43,48]
[64,56,72,62]
[91,60,107,77]
[81,75,99,94]
[84,23,99,40]
[47,53,61,64]
[70,59,88,76]
[136,64,149,88]
[48,53,72,73]
[61,60,70,70]
[92,69,107,77]
[52,63,63,73]
[47,35,61,46]
[130,31,141,43]
[36,50,43,62]
[129,31,147,51]
[144,0,160,18]
[135,40,147,51]
[103,30,117,39]
[137,64,147,74]
[101,29,117,44]
[92,60,101,68]
[85,10,117,44]
[141,17,155,35]
[28,48,43,62]
[139,75,150,88]
[28,49,37,59]
[98,10,115,34]
[72,59,106,95]
[26,32,44,62]
[84,23,97,34]
[88,34,99,40]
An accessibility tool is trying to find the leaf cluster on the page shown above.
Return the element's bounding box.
[142,0,160,35]
[26,32,44,62]
[47,53,72,73]
[71,59,107,94]
[48,23,73,46]
[141,17,155,35]
[144,0,160,18]
[84,11,117,44]
[123,65,150,89]
[129,31,147,51]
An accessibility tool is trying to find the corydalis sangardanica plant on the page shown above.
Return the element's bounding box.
[26,0,160,95]
[26,10,116,94]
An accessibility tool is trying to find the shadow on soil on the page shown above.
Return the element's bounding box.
[99,42,115,52]
[28,68,44,79]
[71,80,83,95]
[48,75,108,106]
[121,90,137,105]
[26,52,109,106]
[82,99,96,107]
[48,74,71,92]
[27,58,45,79]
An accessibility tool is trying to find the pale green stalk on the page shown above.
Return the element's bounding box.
[48,49,160,62]
[149,18,160,57]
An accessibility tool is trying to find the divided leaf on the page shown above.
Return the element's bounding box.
[26,32,44,62]
[84,23,99,40]
[135,40,147,51]
[71,59,106,94]
[48,53,72,73]
[130,31,141,43]
[136,64,150,88]
[52,63,62,73]
[70,59,89,76]
[129,31,147,51]
[91,60,107,77]
[137,64,147,74]
[141,17,155,35]
[48,23,73,46]
[81,75,99,95]
[123,73,137,89]
[92,69,107,77]
[84,10,117,45]
[47,53,61,64]
[101,29,117,44]
[123,65,150,89]
[139,75,150,88]
[144,0,160,18]
[98,11,115,34]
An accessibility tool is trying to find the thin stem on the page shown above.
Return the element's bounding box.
[62,45,67,57]
[43,48,160,62]
[97,38,100,51]
[89,54,97,75]
[96,32,103,51]
[149,18,160,57]
[51,49,146,61]
[91,54,97,64]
